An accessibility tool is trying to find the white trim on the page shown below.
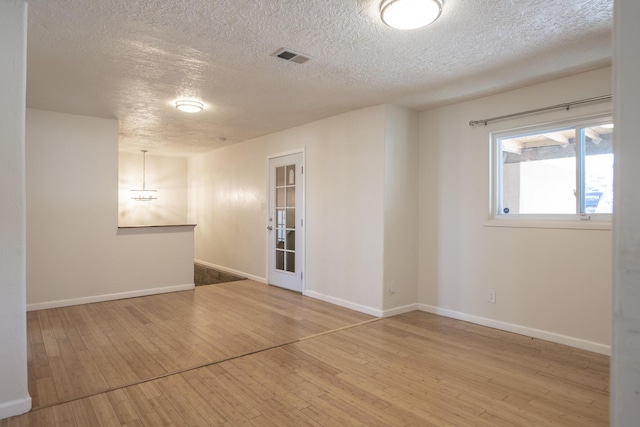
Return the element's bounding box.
[304,290,383,317]
[484,218,612,230]
[301,149,306,293]
[265,157,271,285]
[0,396,31,420]
[26,284,195,312]
[381,303,419,318]
[418,304,611,355]
[195,259,266,284]
[266,148,308,160]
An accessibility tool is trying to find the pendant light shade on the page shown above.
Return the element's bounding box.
[380,0,443,30]
[130,150,157,201]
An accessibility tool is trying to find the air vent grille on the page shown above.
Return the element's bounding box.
[273,48,312,64]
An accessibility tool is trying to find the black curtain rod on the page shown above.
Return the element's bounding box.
[468,95,612,127]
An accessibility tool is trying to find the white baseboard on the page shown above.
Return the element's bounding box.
[418,304,611,356]
[194,259,266,284]
[303,290,383,317]
[381,303,419,318]
[0,396,31,421]
[26,284,195,312]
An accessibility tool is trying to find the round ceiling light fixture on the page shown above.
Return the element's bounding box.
[380,0,443,30]
[175,99,204,113]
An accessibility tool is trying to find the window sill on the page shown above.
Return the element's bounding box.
[484,219,611,231]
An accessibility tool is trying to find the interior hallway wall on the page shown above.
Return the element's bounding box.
[611,0,640,422]
[26,109,195,310]
[0,0,31,420]
[418,67,613,353]
[383,105,419,311]
[189,105,391,314]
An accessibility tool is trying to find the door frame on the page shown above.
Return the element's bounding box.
[265,149,306,293]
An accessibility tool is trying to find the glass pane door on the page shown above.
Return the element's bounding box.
[268,153,303,292]
[275,164,296,273]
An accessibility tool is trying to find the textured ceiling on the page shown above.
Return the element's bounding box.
[26,0,613,155]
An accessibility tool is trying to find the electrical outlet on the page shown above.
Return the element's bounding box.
[389,284,396,295]
[488,289,496,303]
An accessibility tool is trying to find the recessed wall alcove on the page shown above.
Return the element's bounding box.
[118,151,189,226]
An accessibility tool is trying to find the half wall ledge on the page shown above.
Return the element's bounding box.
[118,224,197,229]
[117,224,197,235]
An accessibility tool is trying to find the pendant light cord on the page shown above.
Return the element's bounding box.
[142,149,147,191]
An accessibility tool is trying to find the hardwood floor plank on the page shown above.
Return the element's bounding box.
[19,406,56,427]
[26,281,372,410]
[166,374,229,426]
[126,384,191,426]
[38,311,61,358]
[305,394,370,427]
[33,377,59,408]
[155,375,218,427]
[106,389,141,426]
[8,283,608,426]
[87,394,120,427]
[182,370,254,425]
[136,382,195,426]
[78,334,126,389]
[223,362,276,401]
[209,371,264,419]
[69,398,100,426]
[52,402,77,426]
[299,404,343,426]
[248,414,279,427]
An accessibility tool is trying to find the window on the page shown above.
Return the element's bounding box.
[491,115,613,226]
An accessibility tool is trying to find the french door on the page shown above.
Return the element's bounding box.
[267,152,304,292]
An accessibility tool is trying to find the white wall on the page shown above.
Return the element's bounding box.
[190,105,387,313]
[119,152,188,226]
[612,0,640,423]
[383,105,419,311]
[419,67,613,353]
[26,109,195,310]
[0,0,31,419]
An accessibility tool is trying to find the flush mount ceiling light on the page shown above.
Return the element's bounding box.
[380,0,443,30]
[130,150,157,201]
[175,99,203,113]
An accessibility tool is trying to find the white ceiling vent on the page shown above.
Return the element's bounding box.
[273,48,312,64]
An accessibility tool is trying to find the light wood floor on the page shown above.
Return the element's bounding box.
[25,280,372,409]
[3,281,609,426]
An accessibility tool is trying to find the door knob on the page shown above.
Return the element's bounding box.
[267,226,273,231]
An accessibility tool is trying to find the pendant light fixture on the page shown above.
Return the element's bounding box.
[130,150,157,201]
[380,0,443,30]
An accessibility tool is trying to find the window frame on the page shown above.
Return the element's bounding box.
[488,113,613,230]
